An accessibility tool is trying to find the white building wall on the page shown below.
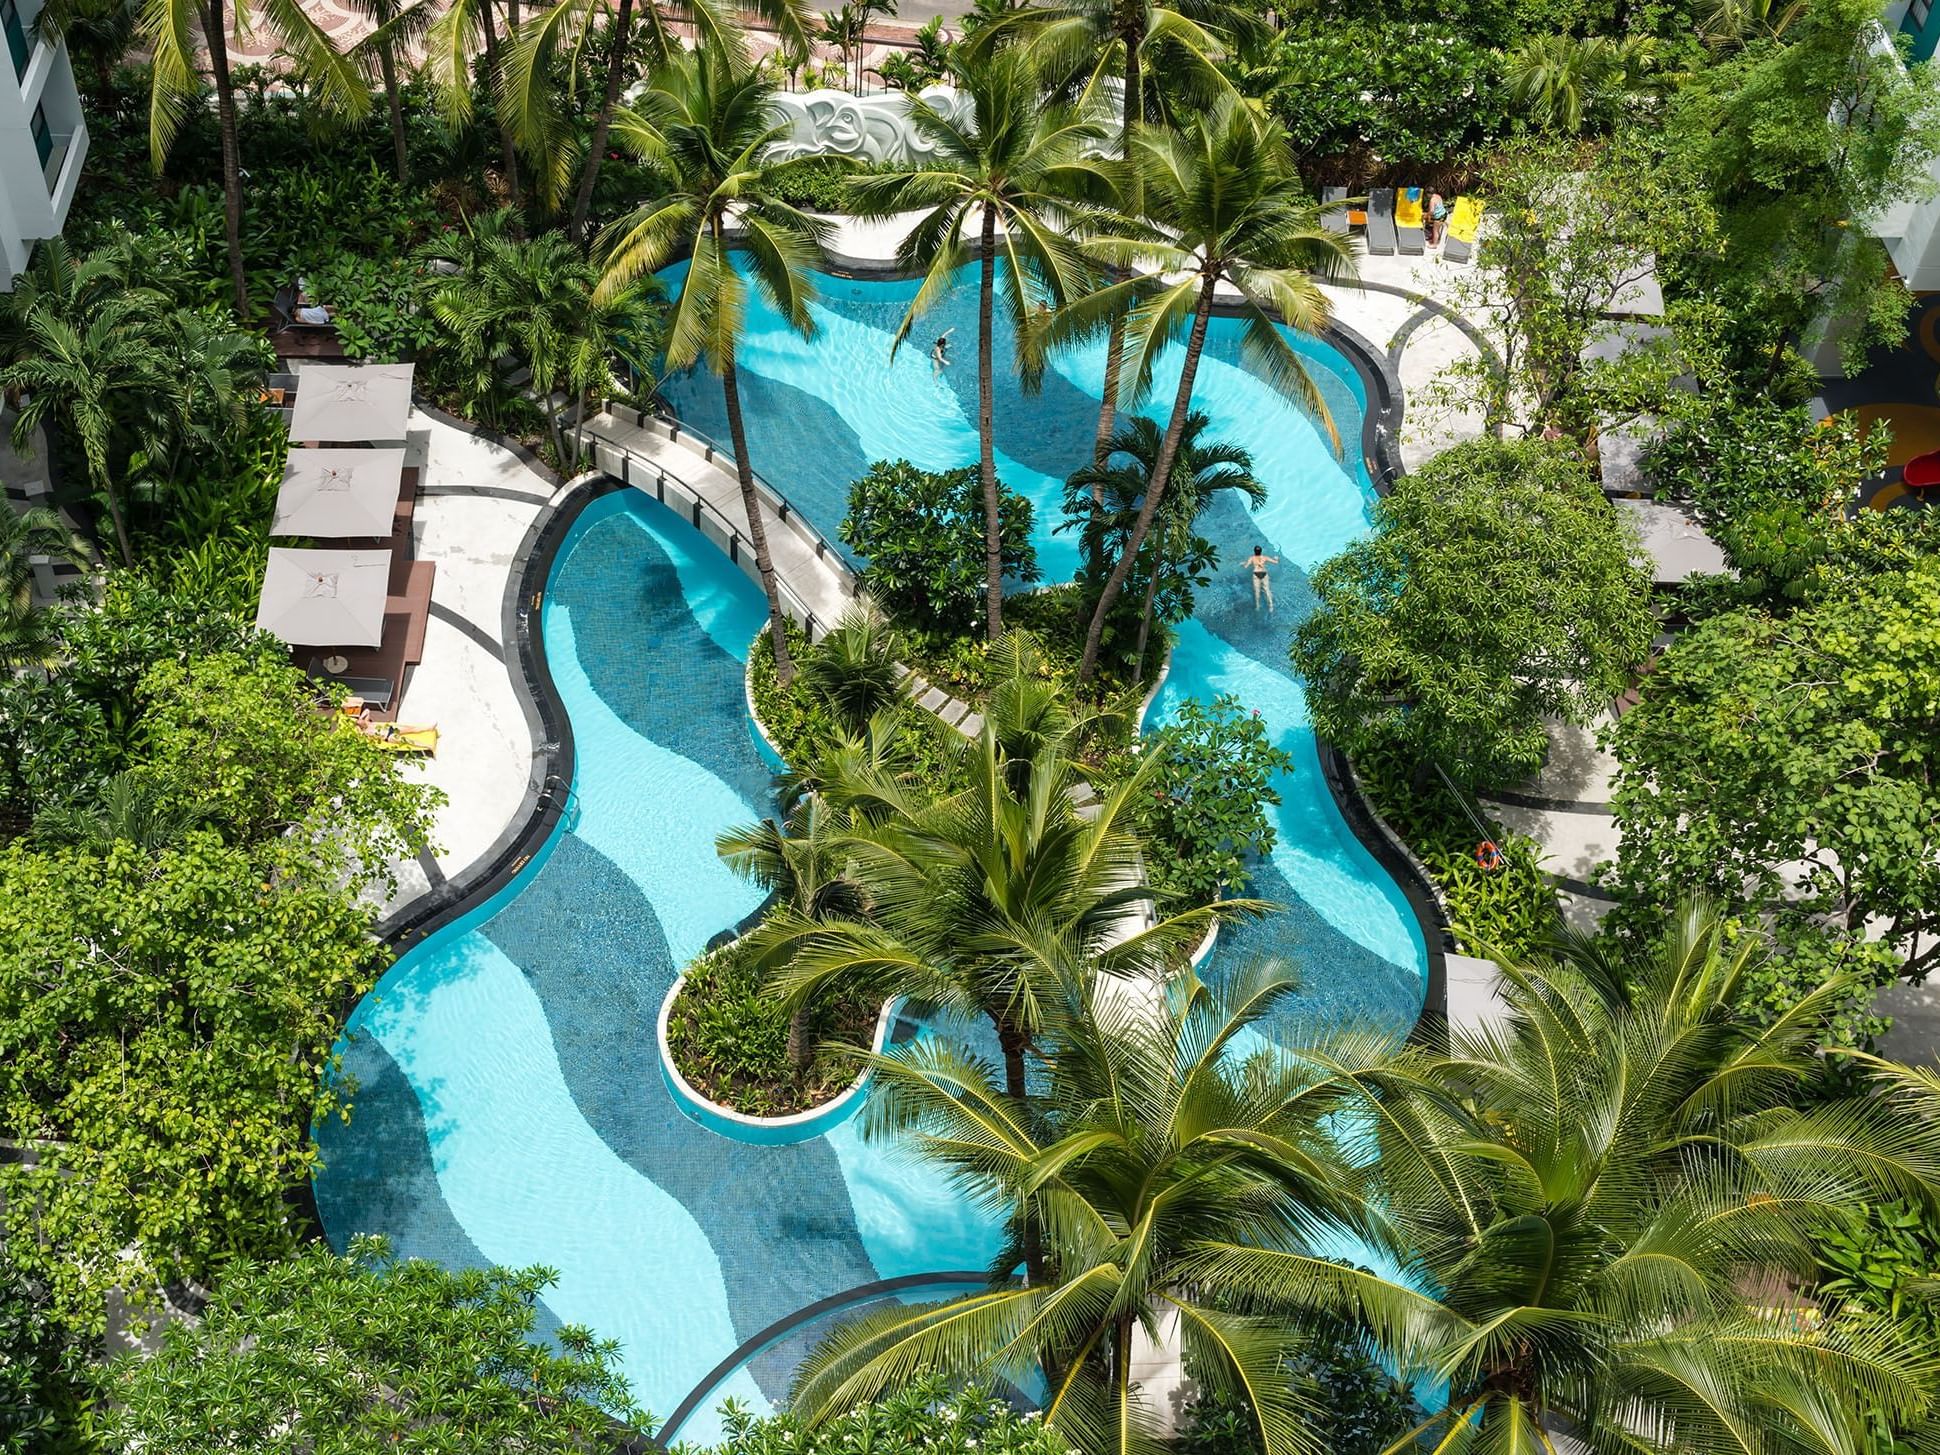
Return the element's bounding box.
[0,0,85,290]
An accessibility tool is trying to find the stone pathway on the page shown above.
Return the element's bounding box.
[1477,713,1622,935]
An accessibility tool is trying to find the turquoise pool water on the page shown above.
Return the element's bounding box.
[660,265,1427,1018]
[314,263,1428,1441]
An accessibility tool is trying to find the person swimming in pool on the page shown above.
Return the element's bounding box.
[1247,544,1279,612]
[931,327,955,373]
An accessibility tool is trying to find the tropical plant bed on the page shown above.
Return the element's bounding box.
[664,938,881,1117]
[893,584,1149,715]
[1349,743,1560,960]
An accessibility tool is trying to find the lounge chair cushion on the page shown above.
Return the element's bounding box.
[1396,188,1425,255]
[1365,188,1397,256]
[1443,197,1484,263]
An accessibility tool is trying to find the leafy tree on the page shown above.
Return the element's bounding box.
[1133,694,1292,907]
[139,0,367,313]
[0,1244,81,1453]
[848,50,1106,640]
[599,46,837,686]
[1668,0,1940,384]
[709,1377,1063,1455]
[1208,902,1940,1455]
[840,459,1039,634]
[1065,409,1262,673]
[94,1237,645,1450]
[1293,439,1656,789]
[1441,134,1713,438]
[1607,561,1940,986]
[0,506,89,670]
[1175,1325,1422,1455]
[1060,95,1349,683]
[791,961,1413,1455]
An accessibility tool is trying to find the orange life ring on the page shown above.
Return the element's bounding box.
[1474,840,1505,872]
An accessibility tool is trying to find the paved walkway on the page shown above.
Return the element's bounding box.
[373,411,552,918]
[1478,713,1622,935]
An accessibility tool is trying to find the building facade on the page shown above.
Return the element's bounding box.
[0,0,85,290]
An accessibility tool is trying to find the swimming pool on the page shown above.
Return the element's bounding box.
[659,264,1427,1021]
[313,262,1429,1442]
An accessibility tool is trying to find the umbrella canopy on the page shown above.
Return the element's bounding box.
[256,547,392,648]
[271,448,406,538]
[288,363,415,442]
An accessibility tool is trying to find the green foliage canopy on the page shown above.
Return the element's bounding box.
[841,459,1040,633]
[94,1237,644,1451]
[1293,439,1656,788]
[1135,695,1293,908]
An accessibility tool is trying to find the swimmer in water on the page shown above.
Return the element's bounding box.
[931,327,955,373]
[1247,544,1279,612]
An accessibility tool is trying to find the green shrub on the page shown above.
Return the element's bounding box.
[664,937,877,1117]
[840,459,1039,634]
[1135,695,1294,909]
[693,1375,1066,1455]
[301,253,444,363]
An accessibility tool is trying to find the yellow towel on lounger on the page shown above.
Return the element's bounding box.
[368,724,439,755]
[1447,196,1484,244]
[1396,188,1425,228]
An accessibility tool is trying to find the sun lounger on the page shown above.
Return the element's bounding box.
[1365,188,1397,256]
[1396,188,1426,255]
[363,722,439,755]
[1321,186,1349,235]
[306,659,395,709]
[1443,197,1484,264]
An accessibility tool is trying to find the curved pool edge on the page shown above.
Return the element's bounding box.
[375,472,623,949]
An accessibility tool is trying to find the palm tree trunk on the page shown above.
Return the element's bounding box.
[203,0,249,317]
[1089,37,1141,470]
[786,1004,811,1074]
[1134,546,1160,678]
[978,204,1002,641]
[95,465,134,569]
[567,0,637,245]
[476,0,523,209]
[1078,272,1215,685]
[380,45,410,185]
[722,348,799,686]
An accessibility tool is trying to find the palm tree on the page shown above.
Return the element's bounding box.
[0,506,90,669]
[1508,33,1657,134]
[141,0,367,314]
[719,794,870,1071]
[761,688,1258,1103]
[963,0,1246,466]
[33,771,206,851]
[344,0,437,184]
[792,959,1415,1455]
[798,596,906,730]
[1061,99,1351,684]
[1,295,182,567]
[1066,409,1262,675]
[597,48,837,687]
[848,52,1107,642]
[1202,902,1940,1455]
[422,0,525,202]
[503,0,809,240]
[1699,0,1806,45]
[434,230,658,467]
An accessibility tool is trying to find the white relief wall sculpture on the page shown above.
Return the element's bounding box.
[762,83,1120,166]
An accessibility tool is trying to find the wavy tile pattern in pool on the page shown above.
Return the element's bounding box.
[659,265,1427,1025]
[314,493,1001,1442]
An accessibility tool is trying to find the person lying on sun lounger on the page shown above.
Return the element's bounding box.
[340,699,439,755]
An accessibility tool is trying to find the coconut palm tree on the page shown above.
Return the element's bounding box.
[1,295,182,567]
[1066,409,1262,675]
[141,0,367,314]
[33,771,206,851]
[0,506,90,669]
[422,0,525,202]
[1199,902,1940,1455]
[1507,33,1657,134]
[962,0,1248,465]
[503,0,809,240]
[719,794,870,1071]
[798,596,906,731]
[1061,99,1351,684]
[847,50,1110,641]
[597,48,836,687]
[761,683,1260,1103]
[343,0,437,184]
[791,958,1417,1455]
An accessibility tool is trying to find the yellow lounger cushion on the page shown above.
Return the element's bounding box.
[368,724,439,755]
[1448,196,1484,243]
[1395,188,1425,228]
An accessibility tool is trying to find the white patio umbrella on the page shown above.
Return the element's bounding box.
[271,448,406,538]
[256,548,392,648]
[287,363,416,442]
